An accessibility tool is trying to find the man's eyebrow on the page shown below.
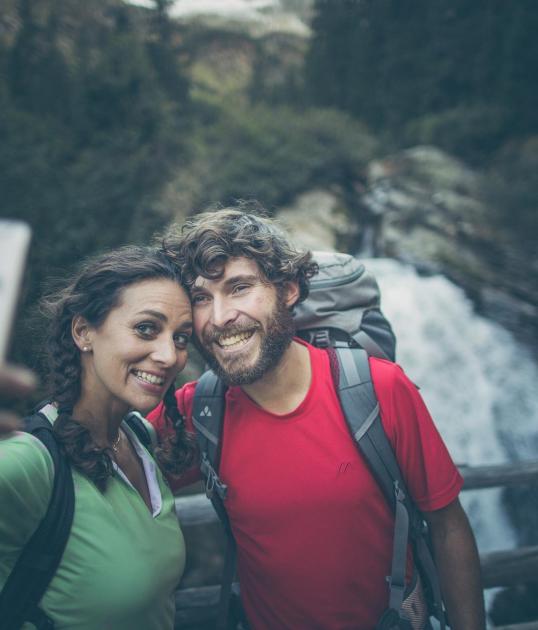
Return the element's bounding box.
[192,274,260,292]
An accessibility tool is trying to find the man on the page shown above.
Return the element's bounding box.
[150,207,485,630]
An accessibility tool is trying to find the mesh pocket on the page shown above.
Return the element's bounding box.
[401,572,429,630]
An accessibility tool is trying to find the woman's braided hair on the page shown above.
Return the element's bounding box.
[41,245,196,491]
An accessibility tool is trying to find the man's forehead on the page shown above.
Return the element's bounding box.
[192,257,263,289]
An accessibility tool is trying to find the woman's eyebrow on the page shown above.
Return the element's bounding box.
[136,309,167,321]
[136,309,193,330]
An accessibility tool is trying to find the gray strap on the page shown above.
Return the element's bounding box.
[353,330,391,361]
[192,417,219,446]
[388,483,410,612]
[353,402,380,442]
[338,346,362,387]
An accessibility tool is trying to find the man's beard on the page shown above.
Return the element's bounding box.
[195,296,295,387]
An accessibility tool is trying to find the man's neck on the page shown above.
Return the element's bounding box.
[241,340,312,415]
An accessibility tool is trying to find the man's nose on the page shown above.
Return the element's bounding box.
[210,296,238,329]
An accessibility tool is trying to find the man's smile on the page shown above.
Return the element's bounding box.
[216,330,255,349]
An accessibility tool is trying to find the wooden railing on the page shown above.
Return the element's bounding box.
[173,460,538,629]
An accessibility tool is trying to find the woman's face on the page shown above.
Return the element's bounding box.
[77,278,192,417]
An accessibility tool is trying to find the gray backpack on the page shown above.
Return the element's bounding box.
[193,252,446,630]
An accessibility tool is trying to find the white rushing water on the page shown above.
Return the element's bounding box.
[128,0,278,17]
[125,0,310,36]
[364,258,538,557]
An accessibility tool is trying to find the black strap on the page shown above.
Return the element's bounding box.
[215,532,237,630]
[193,371,227,469]
[193,373,239,629]
[0,412,75,630]
[124,411,153,451]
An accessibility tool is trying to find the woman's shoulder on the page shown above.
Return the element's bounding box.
[0,430,55,485]
[0,432,54,543]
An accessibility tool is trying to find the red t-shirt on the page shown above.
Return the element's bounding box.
[148,341,463,629]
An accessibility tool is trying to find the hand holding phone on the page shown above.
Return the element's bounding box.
[0,220,34,436]
[0,364,37,436]
[0,220,31,363]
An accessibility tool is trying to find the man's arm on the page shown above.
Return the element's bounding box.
[425,497,486,630]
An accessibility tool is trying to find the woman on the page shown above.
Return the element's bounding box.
[0,245,195,630]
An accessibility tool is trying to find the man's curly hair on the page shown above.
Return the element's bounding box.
[162,205,319,304]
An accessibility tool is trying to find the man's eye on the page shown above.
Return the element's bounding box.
[233,284,250,294]
[191,294,208,305]
[174,333,190,349]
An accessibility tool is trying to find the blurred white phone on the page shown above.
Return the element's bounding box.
[0,220,31,363]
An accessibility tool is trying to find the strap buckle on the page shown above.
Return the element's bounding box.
[201,453,228,500]
[310,329,331,348]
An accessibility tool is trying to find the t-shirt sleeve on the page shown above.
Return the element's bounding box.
[0,432,54,574]
[146,382,200,491]
[370,358,463,512]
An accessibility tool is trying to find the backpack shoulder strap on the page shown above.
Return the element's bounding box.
[193,370,229,501]
[331,348,417,616]
[330,347,412,505]
[124,411,155,452]
[330,347,446,627]
[193,371,226,465]
[193,371,237,630]
[0,410,75,630]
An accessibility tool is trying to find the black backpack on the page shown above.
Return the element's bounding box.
[192,252,448,630]
[0,405,153,630]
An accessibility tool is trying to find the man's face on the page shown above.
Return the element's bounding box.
[191,257,297,386]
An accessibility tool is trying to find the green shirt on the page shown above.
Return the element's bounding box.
[0,417,185,630]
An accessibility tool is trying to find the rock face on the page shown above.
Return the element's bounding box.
[277,146,538,350]
[363,146,538,349]
[277,189,351,252]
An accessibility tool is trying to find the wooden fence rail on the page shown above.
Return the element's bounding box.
[460,460,538,490]
[174,459,538,628]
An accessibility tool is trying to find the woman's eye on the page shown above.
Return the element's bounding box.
[174,333,190,349]
[136,322,156,337]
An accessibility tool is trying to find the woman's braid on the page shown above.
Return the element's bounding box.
[154,384,197,477]
[48,301,114,492]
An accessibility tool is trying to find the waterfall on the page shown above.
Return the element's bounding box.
[364,258,538,558]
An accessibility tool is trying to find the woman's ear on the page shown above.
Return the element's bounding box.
[72,315,93,353]
[283,281,300,309]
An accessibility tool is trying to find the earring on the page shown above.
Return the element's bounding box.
[82,346,90,352]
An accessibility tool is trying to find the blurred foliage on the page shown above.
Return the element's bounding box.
[483,137,538,247]
[305,0,538,160]
[403,106,509,164]
[0,0,191,371]
[1,0,537,376]
[183,103,378,210]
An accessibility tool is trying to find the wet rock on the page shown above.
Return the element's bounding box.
[363,146,538,349]
[277,189,354,252]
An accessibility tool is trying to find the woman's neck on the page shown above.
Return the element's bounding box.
[72,398,127,447]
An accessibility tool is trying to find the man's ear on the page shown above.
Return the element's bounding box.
[72,315,93,353]
[283,281,300,309]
